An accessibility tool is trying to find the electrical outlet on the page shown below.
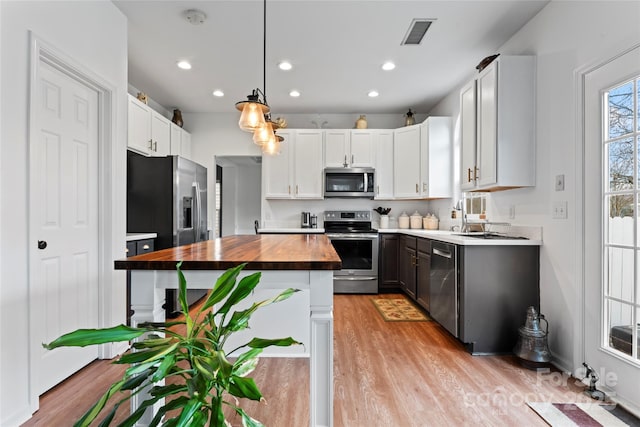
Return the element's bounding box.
[552,201,568,219]
[555,174,565,191]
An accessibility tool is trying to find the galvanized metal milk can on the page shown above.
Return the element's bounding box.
[514,306,551,367]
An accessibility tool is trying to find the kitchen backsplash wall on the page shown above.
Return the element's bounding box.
[261,198,439,229]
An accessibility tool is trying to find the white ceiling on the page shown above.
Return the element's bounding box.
[113,0,549,115]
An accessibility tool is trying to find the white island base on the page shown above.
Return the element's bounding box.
[130,268,334,427]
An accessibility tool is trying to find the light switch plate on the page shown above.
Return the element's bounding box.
[555,174,565,191]
[552,201,568,219]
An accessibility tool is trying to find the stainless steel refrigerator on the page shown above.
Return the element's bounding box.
[127,151,208,315]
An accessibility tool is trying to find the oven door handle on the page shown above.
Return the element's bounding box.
[333,276,378,281]
[326,233,378,239]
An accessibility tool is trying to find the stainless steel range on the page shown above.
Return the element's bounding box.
[324,210,378,294]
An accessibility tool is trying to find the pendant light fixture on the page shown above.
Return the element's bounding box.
[235,0,282,154]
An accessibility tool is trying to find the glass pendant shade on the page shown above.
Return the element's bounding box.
[238,102,267,132]
[262,137,281,155]
[252,121,274,145]
[262,132,283,155]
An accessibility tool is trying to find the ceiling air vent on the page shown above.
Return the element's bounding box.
[401,19,433,45]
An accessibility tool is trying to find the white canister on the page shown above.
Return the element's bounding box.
[398,212,410,229]
[379,215,389,229]
[424,214,439,230]
[410,211,423,229]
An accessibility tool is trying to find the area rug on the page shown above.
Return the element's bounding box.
[527,402,637,426]
[371,297,430,322]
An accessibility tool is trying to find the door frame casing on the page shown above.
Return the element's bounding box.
[27,33,124,413]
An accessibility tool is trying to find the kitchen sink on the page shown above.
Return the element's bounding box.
[454,232,528,240]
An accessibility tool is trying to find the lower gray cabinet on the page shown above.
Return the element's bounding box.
[416,239,431,312]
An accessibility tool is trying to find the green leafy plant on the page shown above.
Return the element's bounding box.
[43,262,302,427]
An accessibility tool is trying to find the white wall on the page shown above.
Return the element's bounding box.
[430,1,640,377]
[0,1,128,424]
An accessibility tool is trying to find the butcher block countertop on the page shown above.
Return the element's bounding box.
[114,234,342,271]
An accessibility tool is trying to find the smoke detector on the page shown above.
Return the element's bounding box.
[184,9,207,25]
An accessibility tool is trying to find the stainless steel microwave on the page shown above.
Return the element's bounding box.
[324,167,375,198]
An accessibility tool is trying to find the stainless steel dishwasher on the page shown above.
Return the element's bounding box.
[429,241,458,337]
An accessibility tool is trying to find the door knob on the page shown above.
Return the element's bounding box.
[37,240,47,250]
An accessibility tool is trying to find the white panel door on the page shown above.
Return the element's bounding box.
[393,124,421,198]
[350,130,375,167]
[374,130,394,199]
[324,130,349,168]
[460,80,477,190]
[294,130,324,198]
[584,45,640,409]
[31,60,100,394]
[477,64,498,187]
[264,130,293,198]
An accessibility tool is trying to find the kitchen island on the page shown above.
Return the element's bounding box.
[115,234,341,427]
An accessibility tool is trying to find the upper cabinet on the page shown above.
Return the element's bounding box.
[460,55,536,191]
[324,130,374,168]
[263,129,324,199]
[373,130,394,199]
[393,118,452,199]
[170,123,192,160]
[127,95,171,157]
[393,124,422,198]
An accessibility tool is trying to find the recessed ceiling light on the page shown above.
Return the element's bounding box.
[368,90,379,98]
[177,60,192,70]
[289,90,300,97]
[382,62,396,71]
[212,90,224,97]
[279,61,293,71]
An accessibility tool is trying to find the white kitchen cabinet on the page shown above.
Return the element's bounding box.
[460,80,477,191]
[127,94,171,157]
[373,130,394,199]
[263,129,323,199]
[460,55,536,191]
[393,119,452,199]
[324,129,374,168]
[420,117,452,198]
[170,123,192,159]
[393,124,422,198]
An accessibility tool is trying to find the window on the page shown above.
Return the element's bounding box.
[603,76,639,361]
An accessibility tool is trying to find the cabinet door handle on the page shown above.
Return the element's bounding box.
[423,183,427,192]
[467,168,472,183]
[288,185,291,194]
[415,183,419,193]
[148,139,153,149]
[351,154,354,165]
[153,141,158,152]
[296,185,299,194]
[474,166,479,181]
[344,155,348,167]
[377,185,379,195]
[142,244,150,250]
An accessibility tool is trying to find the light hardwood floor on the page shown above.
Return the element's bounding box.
[23,293,592,426]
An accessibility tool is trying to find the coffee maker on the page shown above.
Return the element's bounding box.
[301,212,311,228]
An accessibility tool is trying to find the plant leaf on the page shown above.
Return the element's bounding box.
[176,262,195,335]
[216,272,261,316]
[176,398,203,427]
[44,325,145,349]
[118,342,179,364]
[224,288,300,333]
[247,337,303,348]
[228,376,262,401]
[232,348,262,377]
[230,406,265,427]
[73,378,126,427]
[151,353,176,382]
[199,263,247,313]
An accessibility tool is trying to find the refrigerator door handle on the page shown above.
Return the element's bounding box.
[194,181,202,241]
